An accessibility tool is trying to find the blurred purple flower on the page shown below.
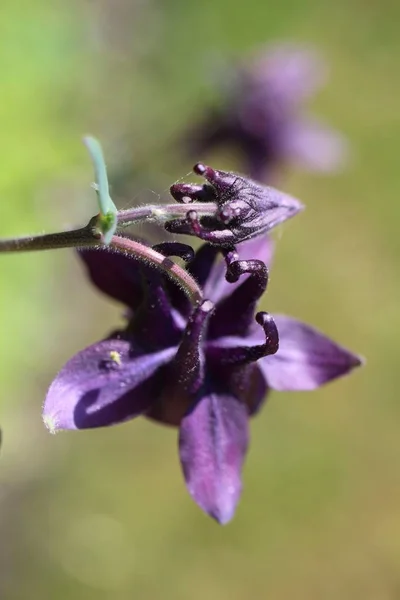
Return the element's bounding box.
[43,237,362,523]
[186,43,347,182]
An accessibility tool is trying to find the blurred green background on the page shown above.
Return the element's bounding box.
[0,0,399,598]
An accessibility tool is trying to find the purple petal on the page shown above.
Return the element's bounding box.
[249,43,326,109]
[129,269,184,350]
[203,236,275,304]
[281,118,348,172]
[258,315,363,391]
[166,245,220,317]
[78,248,145,309]
[206,336,269,415]
[208,259,270,339]
[43,339,176,431]
[179,392,249,524]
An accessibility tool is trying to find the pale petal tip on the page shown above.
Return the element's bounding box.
[350,352,365,369]
[211,494,239,525]
[43,413,61,435]
[193,488,239,525]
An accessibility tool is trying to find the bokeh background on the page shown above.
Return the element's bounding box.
[1,0,399,598]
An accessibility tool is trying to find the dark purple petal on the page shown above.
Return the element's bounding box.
[258,315,363,391]
[78,248,144,309]
[280,118,348,172]
[128,268,184,350]
[203,235,275,304]
[207,312,278,364]
[208,259,269,339]
[184,109,235,159]
[205,336,270,415]
[43,339,176,431]
[179,391,249,524]
[165,244,221,317]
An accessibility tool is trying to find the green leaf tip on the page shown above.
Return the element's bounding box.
[83,136,117,217]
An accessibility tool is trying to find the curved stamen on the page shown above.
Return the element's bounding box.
[165,211,237,246]
[152,242,195,263]
[208,257,269,339]
[170,299,214,394]
[207,312,279,366]
[170,183,215,204]
[193,162,218,182]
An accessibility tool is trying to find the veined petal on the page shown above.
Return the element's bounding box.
[179,391,249,524]
[203,236,275,304]
[259,315,363,391]
[78,248,145,309]
[43,339,176,431]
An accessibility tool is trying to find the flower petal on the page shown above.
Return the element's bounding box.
[43,339,176,431]
[259,315,363,391]
[203,236,275,304]
[78,248,145,309]
[251,43,326,109]
[165,244,220,317]
[179,391,249,524]
[206,336,270,415]
[208,258,271,339]
[129,269,184,350]
[281,118,348,172]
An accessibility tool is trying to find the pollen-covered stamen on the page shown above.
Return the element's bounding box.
[207,311,279,366]
[170,299,214,394]
[208,258,269,339]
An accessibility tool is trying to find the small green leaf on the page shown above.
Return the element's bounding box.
[83,136,117,244]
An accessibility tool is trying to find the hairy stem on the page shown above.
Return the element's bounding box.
[109,235,203,305]
[116,202,218,226]
[0,200,218,252]
[0,217,202,306]
[0,217,101,253]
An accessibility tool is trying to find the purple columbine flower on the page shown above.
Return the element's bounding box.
[185,43,347,182]
[43,236,362,524]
